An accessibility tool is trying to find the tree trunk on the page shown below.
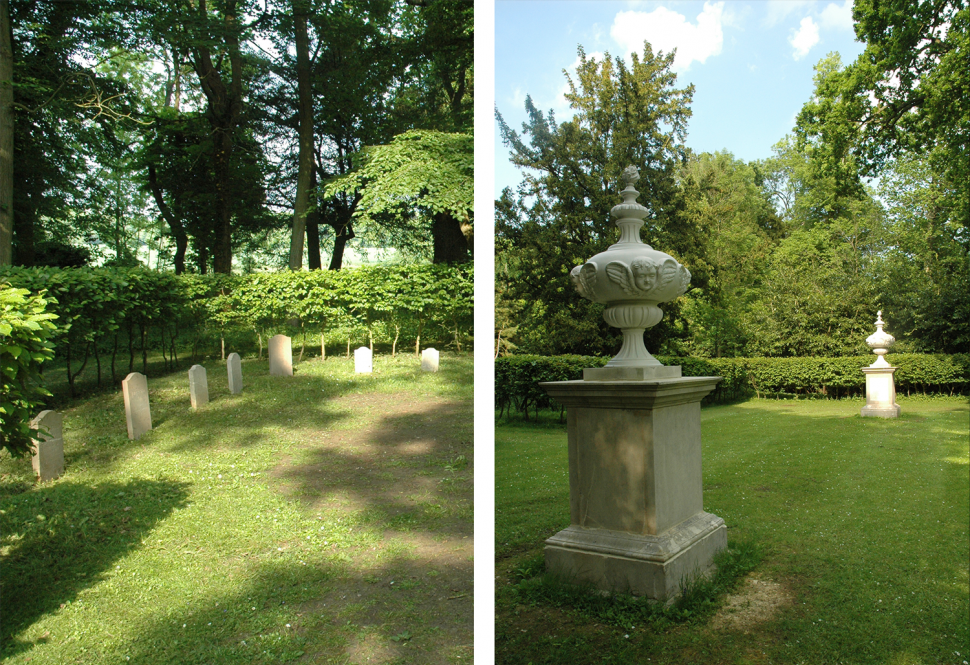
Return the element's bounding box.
[328,218,354,270]
[0,0,13,266]
[148,164,188,274]
[432,212,469,263]
[288,2,314,271]
[307,166,321,270]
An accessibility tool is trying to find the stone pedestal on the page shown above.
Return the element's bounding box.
[861,366,900,418]
[539,375,725,599]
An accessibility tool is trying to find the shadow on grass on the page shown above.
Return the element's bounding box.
[0,479,190,658]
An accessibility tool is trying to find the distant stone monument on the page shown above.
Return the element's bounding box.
[861,311,901,418]
[122,372,152,440]
[355,346,373,374]
[30,410,64,482]
[188,364,209,408]
[540,167,725,600]
[269,335,293,376]
[421,348,439,372]
[227,352,243,394]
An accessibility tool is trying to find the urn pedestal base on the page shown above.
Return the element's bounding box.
[861,366,900,418]
[539,377,725,600]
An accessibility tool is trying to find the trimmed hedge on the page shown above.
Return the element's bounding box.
[495,353,970,418]
[1,264,473,398]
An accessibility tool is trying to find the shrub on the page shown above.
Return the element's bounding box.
[0,285,58,456]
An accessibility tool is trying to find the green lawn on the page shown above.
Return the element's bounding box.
[1,353,473,664]
[496,397,970,665]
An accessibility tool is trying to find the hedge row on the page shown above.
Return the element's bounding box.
[0,265,473,397]
[495,354,970,419]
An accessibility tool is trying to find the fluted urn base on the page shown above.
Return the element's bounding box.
[602,303,664,368]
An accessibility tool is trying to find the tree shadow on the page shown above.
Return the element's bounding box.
[0,479,190,658]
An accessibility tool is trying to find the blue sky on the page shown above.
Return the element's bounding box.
[493,0,868,198]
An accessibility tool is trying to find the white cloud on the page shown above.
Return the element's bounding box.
[789,17,820,60]
[610,2,726,73]
[819,0,854,31]
[764,0,814,27]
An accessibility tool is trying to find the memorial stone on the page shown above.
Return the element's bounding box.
[30,410,64,482]
[122,372,152,440]
[540,167,725,600]
[861,311,901,418]
[227,352,243,394]
[188,364,209,408]
[421,348,439,373]
[269,335,293,376]
[354,346,373,374]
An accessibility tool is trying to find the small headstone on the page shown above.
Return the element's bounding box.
[269,335,293,376]
[354,346,373,374]
[421,348,440,373]
[122,372,152,440]
[188,364,209,408]
[30,410,64,482]
[227,352,243,394]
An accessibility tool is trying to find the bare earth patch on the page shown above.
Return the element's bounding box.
[709,576,792,633]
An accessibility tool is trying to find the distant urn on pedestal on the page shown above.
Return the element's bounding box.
[861,311,901,418]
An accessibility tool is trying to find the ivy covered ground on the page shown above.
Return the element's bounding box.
[0,353,473,664]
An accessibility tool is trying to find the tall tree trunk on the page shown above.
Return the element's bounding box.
[0,0,12,266]
[307,166,321,270]
[148,164,188,273]
[288,2,314,270]
[432,212,469,263]
[328,217,354,270]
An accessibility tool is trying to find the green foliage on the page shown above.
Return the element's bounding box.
[495,353,970,418]
[0,285,57,456]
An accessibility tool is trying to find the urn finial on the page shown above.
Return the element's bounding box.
[866,311,895,368]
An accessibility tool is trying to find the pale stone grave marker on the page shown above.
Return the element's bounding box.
[122,372,152,440]
[30,410,64,482]
[354,346,372,374]
[188,364,209,408]
[227,352,243,394]
[421,348,439,373]
[269,335,293,376]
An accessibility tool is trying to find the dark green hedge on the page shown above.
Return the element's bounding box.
[495,354,970,418]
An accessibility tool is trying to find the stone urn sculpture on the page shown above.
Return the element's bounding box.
[569,166,690,376]
[539,166,725,599]
[861,311,900,417]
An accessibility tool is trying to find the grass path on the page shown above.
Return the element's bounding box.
[1,354,473,664]
[496,397,970,664]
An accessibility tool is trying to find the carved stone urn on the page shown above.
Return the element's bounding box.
[570,165,690,369]
[865,310,895,368]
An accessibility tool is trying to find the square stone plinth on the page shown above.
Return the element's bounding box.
[539,376,725,599]
[861,366,900,418]
[545,512,726,598]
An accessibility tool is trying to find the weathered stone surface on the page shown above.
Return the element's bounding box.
[188,364,209,408]
[122,372,152,440]
[539,377,725,599]
[269,335,293,376]
[355,346,372,374]
[30,410,64,482]
[861,367,901,418]
[227,353,243,394]
[420,348,439,373]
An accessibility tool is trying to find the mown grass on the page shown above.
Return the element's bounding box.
[1,352,473,664]
[496,396,970,664]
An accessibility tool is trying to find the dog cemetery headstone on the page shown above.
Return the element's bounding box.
[30,410,64,482]
[122,372,152,440]
[540,166,725,600]
[188,364,209,408]
[227,352,243,394]
[861,311,901,418]
[269,335,293,376]
[354,346,372,374]
[421,348,439,373]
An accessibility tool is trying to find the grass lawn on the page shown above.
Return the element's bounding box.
[496,397,970,665]
[1,353,473,664]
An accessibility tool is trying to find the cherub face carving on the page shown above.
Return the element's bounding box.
[630,259,657,292]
